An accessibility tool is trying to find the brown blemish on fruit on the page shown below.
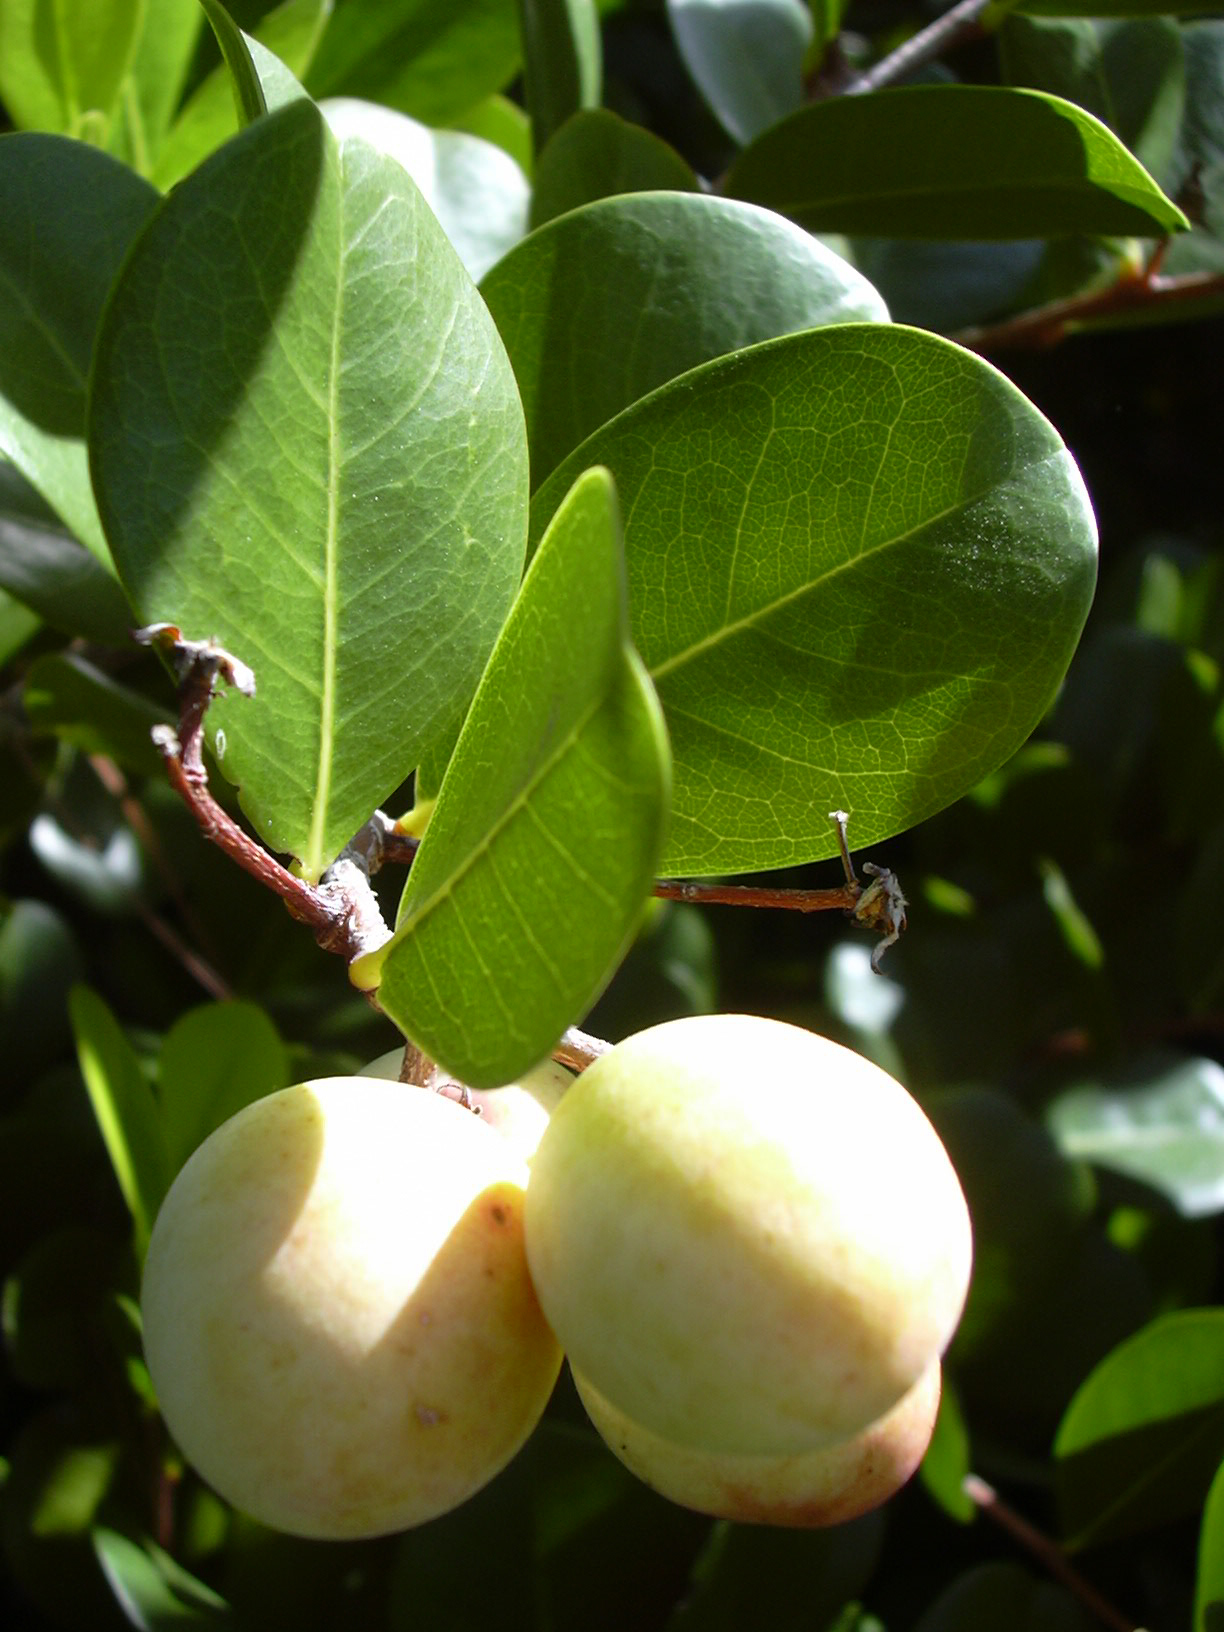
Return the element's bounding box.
[414,1404,447,1428]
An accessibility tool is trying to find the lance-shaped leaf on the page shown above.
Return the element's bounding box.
[0,134,158,564]
[530,324,1098,876]
[353,467,671,1089]
[90,99,528,878]
[481,190,889,491]
[519,0,602,156]
[723,85,1190,238]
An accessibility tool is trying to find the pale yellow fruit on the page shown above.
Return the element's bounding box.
[525,1015,971,1457]
[572,1360,941,1527]
[141,1078,563,1539]
[359,1050,572,1167]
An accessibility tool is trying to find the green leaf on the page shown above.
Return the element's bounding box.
[1000,15,1186,187]
[920,1381,975,1523]
[530,324,1098,875]
[321,98,528,280]
[152,0,329,189]
[0,0,142,143]
[529,108,698,229]
[519,0,603,155]
[306,0,523,127]
[668,0,812,145]
[90,99,528,878]
[0,900,83,1095]
[1054,1308,1224,1547]
[0,134,158,564]
[1011,0,1212,17]
[198,0,272,126]
[69,985,170,1254]
[107,0,204,175]
[23,652,173,778]
[1163,23,1224,282]
[93,1528,231,1627]
[0,588,41,664]
[158,1000,290,1170]
[723,86,1190,238]
[482,191,888,492]
[450,93,533,178]
[913,1563,1094,1632]
[0,464,133,643]
[354,467,671,1089]
[1196,1458,1224,1632]
[1046,1055,1224,1218]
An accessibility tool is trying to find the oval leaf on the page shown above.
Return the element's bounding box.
[355,467,671,1089]
[321,97,529,281]
[89,99,528,878]
[531,324,1098,875]
[0,466,132,643]
[481,190,888,490]
[529,108,699,229]
[0,134,157,562]
[668,0,812,146]
[158,1000,290,1171]
[1055,1308,1224,1547]
[1046,1055,1224,1217]
[1196,1457,1224,1632]
[723,85,1190,238]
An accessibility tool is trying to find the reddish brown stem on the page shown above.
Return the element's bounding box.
[956,267,1224,352]
[962,1475,1138,1632]
[653,879,860,913]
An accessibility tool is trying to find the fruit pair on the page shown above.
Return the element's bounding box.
[140,1016,972,1538]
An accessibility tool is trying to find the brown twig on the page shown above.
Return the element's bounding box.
[136,626,391,969]
[955,266,1224,352]
[554,1026,616,1073]
[962,1475,1139,1632]
[843,0,995,96]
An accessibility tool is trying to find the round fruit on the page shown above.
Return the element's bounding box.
[141,1077,563,1539]
[573,1358,942,1527]
[359,1050,573,1165]
[524,1015,971,1457]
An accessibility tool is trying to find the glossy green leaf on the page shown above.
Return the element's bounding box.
[0,135,158,563]
[668,0,811,145]
[321,98,529,280]
[152,0,330,189]
[1000,16,1186,186]
[920,1381,974,1523]
[93,1528,231,1627]
[1196,1457,1224,1632]
[530,324,1098,874]
[913,1563,1094,1632]
[306,0,522,126]
[1054,1308,1224,1547]
[23,653,173,778]
[0,465,132,643]
[198,0,271,126]
[0,0,142,143]
[69,985,170,1255]
[529,108,698,229]
[723,86,1190,238]
[521,0,602,156]
[90,99,528,878]
[356,467,671,1089]
[482,191,888,491]
[1046,1055,1224,1218]
[451,93,534,177]
[158,1000,290,1170]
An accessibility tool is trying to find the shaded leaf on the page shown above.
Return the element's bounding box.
[920,1381,975,1523]
[355,467,671,1088]
[1054,1308,1224,1547]
[152,0,330,188]
[198,0,273,125]
[0,134,158,562]
[723,86,1190,238]
[23,652,172,778]
[668,0,811,146]
[530,324,1098,874]
[69,985,170,1254]
[1047,1055,1224,1218]
[28,816,145,916]
[913,1562,1094,1632]
[0,588,40,664]
[0,464,133,643]
[90,99,528,878]
[158,1000,290,1170]
[482,191,887,491]
[0,900,84,1095]
[520,0,603,155]
[1163,22,1224,281]
[529,108,698,229]
[306,0,522,126]
[321,98,528,280]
